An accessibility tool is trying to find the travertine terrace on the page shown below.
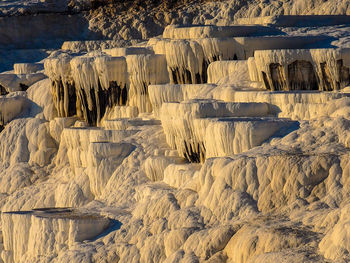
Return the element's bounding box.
[1,0,350,262]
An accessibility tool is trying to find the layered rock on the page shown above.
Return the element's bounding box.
[44,52,77,118]
[162,24,281,39]
[251,48,350,91]
[237,15,350,27]
[160,99,293,162]
[0,73,46,93]
[148,84,216,115]
[61,39,142,53]
[212,87,350,120]
[126,54,169,113]
[0,95,30,126]
[13,63,43,75]
[103,47,154,57]
[1,208,111,263]
[102,118,160,130]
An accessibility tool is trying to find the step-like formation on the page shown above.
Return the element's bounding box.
[250,48,350,91]
[45,50,169,125]
[160,99,296,162]
[211,88,350,119]
[61,127,137,196]
[61,39,143,53]
[3,14,350,263]
[0,94,29,126]
[162,24,282,39]
[13,63,43,75]
[237,15,350,27]
[1,208,111,263]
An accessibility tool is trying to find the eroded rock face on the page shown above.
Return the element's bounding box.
[1,208,111,263]
[0,118,57,167]
[252,49,350,91]
[5,7,350,263]
[126,54,169,113]
[160,99,294,162]
[45,51,168,125]
[13,63,43,75]
[44,52,77,118]
[0,73,46,93]
[0,95,30,126]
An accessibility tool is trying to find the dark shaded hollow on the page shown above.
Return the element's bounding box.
[270,63,287,91]
[0,85,8,96]
[262,71,271,90]
[336,59,350,90]
[170,66,206,84]
[183,141,205,163]
[288,60,318,91]
[52,79,77,117]
[77,80,128,126]
[19,83,29,91]
[109,81,128,105]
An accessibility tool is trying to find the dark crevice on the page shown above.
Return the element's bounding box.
[287,60,318,90]
[19,83,29,91]
[270,63,286,91]
[320,62,333,91]
[336,59,350,90]
[77,80,129,126]
[183,141,205,163]
[262,71,271,90]
[52,78,77,117]
[0,85,8,96]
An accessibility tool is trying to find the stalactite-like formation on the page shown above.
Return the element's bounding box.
[126,54,169,113]
[252,49,350,91]
[160,100,275,163]
[44,52,77,118]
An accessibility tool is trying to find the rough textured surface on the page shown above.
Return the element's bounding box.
[2,1,350,263]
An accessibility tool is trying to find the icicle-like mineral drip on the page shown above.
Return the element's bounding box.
[207,60,249,84]
[154,40,205,84]
[70,54,129,126]
[94,56,129,119]
[195,38,242,63]
[70,56,100,125]
[126,54,169,113]
[44,52,77,118]
[252,48,350,91]
[160,99,273,162]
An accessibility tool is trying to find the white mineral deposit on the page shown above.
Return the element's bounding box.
[1,0,350,262]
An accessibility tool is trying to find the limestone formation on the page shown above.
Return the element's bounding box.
[251,49,350,91]
[2,4,350,263]
[1,208,111,263]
